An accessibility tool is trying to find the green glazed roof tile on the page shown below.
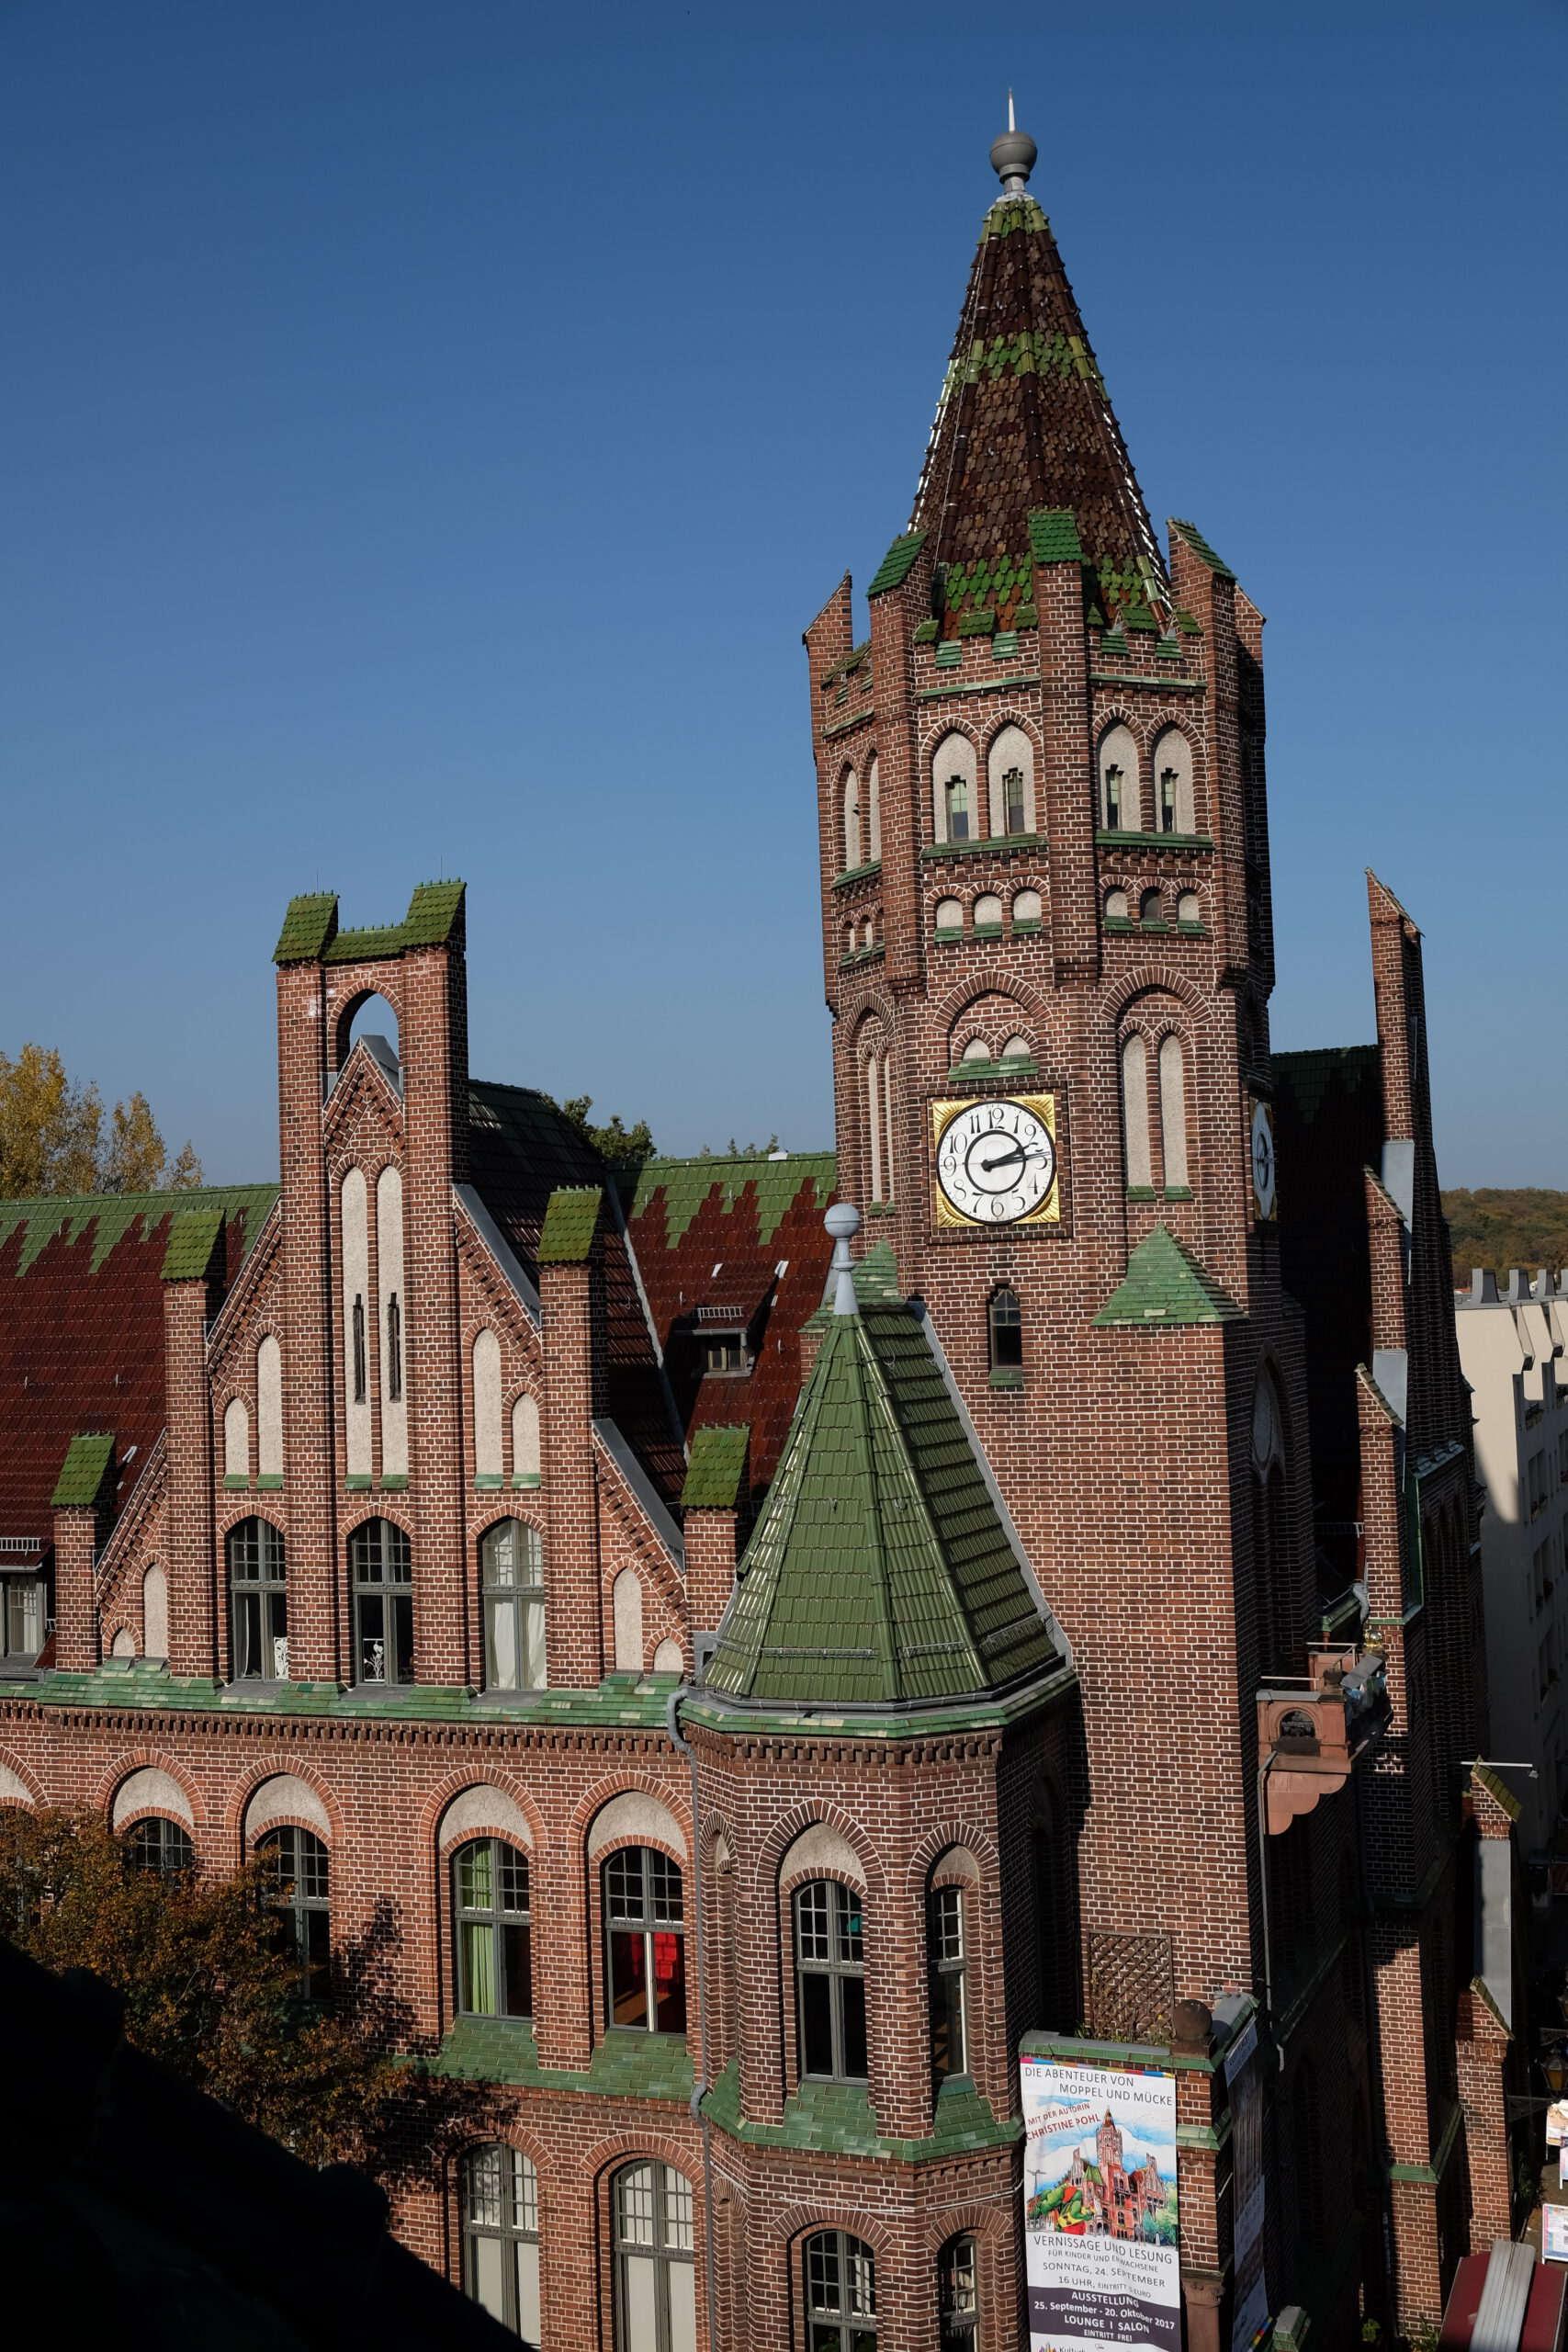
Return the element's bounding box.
[161,1205,226,1281]
[273,892,338,964]
[275,880,465,967]
[1093,1225,1244,1328]
[682,1424,750,1510]
[0,1185,276,1280]
[52,1432,115,1510]
[866,531,927,598]
[1028,508,1085,565]
[537,1187,603,1263]
[1169,519,1236,582]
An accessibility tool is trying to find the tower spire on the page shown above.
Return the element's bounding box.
[910,112,1168,632]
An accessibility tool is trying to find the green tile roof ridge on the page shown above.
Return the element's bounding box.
[0,1184,278,1279]
[708,1301,1058,1707]
[682,1425,750,1510]
[537,1187,603,1263]
[627,1153,836,1250]
[1028,509,1085,565]
[866,532,927,598]
[161,1204,226,1281]
[276,881,465,967]
[51,1432,116,1510]
[1093,1226,1244,1327]
[1169,519,1236,582]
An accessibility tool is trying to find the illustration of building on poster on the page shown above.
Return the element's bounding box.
[1021,2055,1180,2352]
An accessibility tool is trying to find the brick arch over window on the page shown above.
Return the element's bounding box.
[111,1766,195,1831]
[438,1784,536,1852]
[779,1821,867,1891]
[751,1803,886,1904]
[0,1753,44,1808]
[949,993,1030,1070]
[332,984,402,1076]
[586,1790,688,1864]
[243,1772,333,1845]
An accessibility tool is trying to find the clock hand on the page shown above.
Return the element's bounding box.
[978,1144,1050,1172]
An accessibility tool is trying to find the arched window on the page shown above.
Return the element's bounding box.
[339,990,400,1075]
[142,1563,169,1660]
[933,732,977,845]
[652,1638,683,1676]
[1011,888,1043,930]
[614,1567,644,1673]
[483,1520,547,1690]
[228,1518,288,1681]
[1153,728,1194,835]
[795,1882,867,2081]
[863,1044,895,1209]
[804,2232,876,2352]
[933,899,964,938]
[1139,889,1164,926]
[999,1035,1031,1064]
[988,1289,1022,1373]
[1121,1035,1153,1190]
[513,1393,541,1487]
[842,769,862,872]
[256,1334,283,1480]
[257,1824,330,2000]
[604,1849,686,2032]
[1158,1035,1190,1190]
[973,894,1003,934]
[223,1396,249,1483]
[940,2237,979,2352]
[866,756,881,862]
[1104,889,1129,922]
[961,1038,991,1065]
[455,1838,532,2018]
[929,1885,968,2076]
[988,722,1035,836]
[126,1816,194,1877]
[473,1329,503,1481]
[613,2162,696,2352]
[377,1166,407,1476]
[349,1518,412,1685]
[1177,891,1201,928]
[462,2145,540,2340]
[1098,724,1139,832]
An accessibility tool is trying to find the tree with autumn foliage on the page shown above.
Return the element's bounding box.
[0,1807,494,2182]
[0,1043,203,1198]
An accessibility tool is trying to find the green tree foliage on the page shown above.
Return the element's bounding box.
[552,1093,655,1165]
[0,1808,493,2181]
[1443,1189,1568,1285]
[694,1136,781,1159]
[0,1044,204,1198]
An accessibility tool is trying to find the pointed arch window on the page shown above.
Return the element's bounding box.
[350,1517,412,1685]
[866,755,881,862]
[483,1519,547,1690]
[929,1884,968,2076]
[1158,1034,1190,1190]
[1121,1034,1153,1190]
[229,1517,288,1680]
[842,769,862,873]
[944,776,970,841]
[988,723,1035,837]
[1099,725,1140,832]
[933,733,978,846]
[1153,728,1194,836]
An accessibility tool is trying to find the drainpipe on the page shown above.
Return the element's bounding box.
[667,1686,718,2352]
[1257,1748,1280,2067]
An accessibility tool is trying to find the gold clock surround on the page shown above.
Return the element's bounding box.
[930,1092,1062,1228]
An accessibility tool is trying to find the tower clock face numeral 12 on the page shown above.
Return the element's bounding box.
[932,1097,1059,1227]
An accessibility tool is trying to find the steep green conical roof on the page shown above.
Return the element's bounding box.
[706,1298,1059,1708]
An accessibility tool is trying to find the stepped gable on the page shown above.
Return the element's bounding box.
[707,1252,1061,1709]
[909,133,1168,634]
[467,1082,685,1508]
[0,1187,276,1548]
[623,1152,838,1498]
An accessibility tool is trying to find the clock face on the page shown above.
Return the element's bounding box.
[1250,1100,1277,1221]
[932,1097,1059,1227]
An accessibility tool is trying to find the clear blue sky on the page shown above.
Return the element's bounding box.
[2,0,1562,1186]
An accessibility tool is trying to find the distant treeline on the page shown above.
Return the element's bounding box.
[1442,1189,1568,1286]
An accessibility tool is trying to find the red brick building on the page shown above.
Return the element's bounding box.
[0,119,1518,2352]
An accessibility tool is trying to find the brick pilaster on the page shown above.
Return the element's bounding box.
[683,1509,737,1636]
[541,1257,605,1688]
[51,1505,99,1672]
[163,1278,217,1678]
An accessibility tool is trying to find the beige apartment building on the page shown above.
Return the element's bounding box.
[1456,1269,1568,1852]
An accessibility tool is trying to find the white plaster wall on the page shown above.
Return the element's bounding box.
[341,1168,372,1477]
[613,1568,644,1671]
[223,1397,249,1481]
[988,723,1036,836]
[142,1564,169,1659]
[112,1768,193,1828]
[257,1335,283,1478]
[473,1329,503,1479]
[587,1790,686,1860]
[377,1166,408,1478]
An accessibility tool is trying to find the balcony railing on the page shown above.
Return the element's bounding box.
[1258,1644,1389,1834]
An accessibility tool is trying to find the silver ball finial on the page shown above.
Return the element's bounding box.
[825,1202,862,1317]
[989,91,1036,198]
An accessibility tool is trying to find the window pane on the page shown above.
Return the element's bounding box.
[649,1852,683,1925]
[483,1521,521,1587]
[499,1847,529,1916]
[807,2235,840,2311]
[621,2254,660,2352]
[515,2240,541,2346]
[835,1886,864,1964]
[486,1593,520,1690]
[503,1922,532,2018]
[616,2164,656,2246]
[845,2239,876,2317]
[357,1592,388,1681]
[933,1887,964,1962]
[801,1969,835,2076]
[840,1972,869,2079]
[303,1905,331,2001]
[796,1883,830,1962]
[389,1590,413,1679]
[610,1928,650,2027]
[511,2150,538,2234]
[233,1589,263,1677]
[662,2169,694,2253]
[606,1849,645,1922]
[522,1600,547,1690]
[459,1841,495,1913]
[470,2233,507,2325]
[653,1932,686,2035]
[465,2145,504,2228]
[462,1919,497,2014]
[668,2256,698,2352]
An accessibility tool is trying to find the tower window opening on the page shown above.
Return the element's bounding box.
[1102,763,1124,830]
[795,1879,868,2081]
[1003,766,1026,835]
[940,2236,979,2352]
[1140,889,1165,926]
[929,1884,969,2076]
[988,1288,1023,1370]
[1159,767,1179,832]
[944,776,970,842]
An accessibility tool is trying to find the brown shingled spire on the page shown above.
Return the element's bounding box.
[910,114,1168,633]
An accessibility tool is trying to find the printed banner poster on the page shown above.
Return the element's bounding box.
[1021,2056,1179,2352]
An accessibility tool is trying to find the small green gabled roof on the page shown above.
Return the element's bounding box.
[707,1300,1059,1708]
[866,530,927,598]
[537,1186,602,1263]
[1169,518,1236,582]
[52,1432,115,1510]
[1028,508,1085,565]
[274,881,465,967]
[1093,1225,1243,1328]
[161,1205,226,1281]
[682,1425,750,1510]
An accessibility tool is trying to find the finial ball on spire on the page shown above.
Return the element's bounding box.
[825,1203,862,1242]
[989,119,1037,196]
